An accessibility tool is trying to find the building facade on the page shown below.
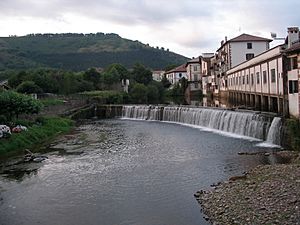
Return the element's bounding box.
[285,27,300,118]
[227,45,286,114]
[214,34,272,96]
[165,64,187,85]
[152,70,165,82]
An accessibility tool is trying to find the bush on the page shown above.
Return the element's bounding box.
[16,81,43,94]
[0,91,43,121]
[286,119,300,151]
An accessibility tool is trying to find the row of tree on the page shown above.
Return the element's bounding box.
[6,63,175,104]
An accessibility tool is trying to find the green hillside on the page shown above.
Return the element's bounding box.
[0,33,189,71]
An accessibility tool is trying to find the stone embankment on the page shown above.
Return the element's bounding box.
[195,151,300,225]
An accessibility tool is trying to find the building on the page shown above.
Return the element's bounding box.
[284,27,300,118]
[227,44,286,114]
[226,27,300,117]
[165,64,187,85]
[214,33,272,96]
[152,70,165,82]
[185,57,202,92]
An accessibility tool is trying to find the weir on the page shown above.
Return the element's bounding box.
[122,105,282,145]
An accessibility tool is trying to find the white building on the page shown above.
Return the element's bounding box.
[165,64,187,85]
[152,70,165,81]
[215,33,272,95]
[227,44,286,114]
[285,27,300,118]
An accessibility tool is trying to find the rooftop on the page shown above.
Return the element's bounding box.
[165,64,187,74]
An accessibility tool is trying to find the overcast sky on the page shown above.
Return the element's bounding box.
[0,0,299,57]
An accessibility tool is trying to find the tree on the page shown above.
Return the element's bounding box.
[161,75,171,88]
[83,68,102,88]
[105,64,130,80]
[16,81,43,94]
[8,71,28,88]
[147,85,159,104]
[130,83,148,103]
[103,67,120,85]
[0,91,42,121]
[131,63,153,85]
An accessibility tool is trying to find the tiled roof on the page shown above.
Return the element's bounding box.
[165,64,186,74]
[218,33,272,51]
[229,34,272,42]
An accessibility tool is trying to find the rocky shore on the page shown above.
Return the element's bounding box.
[195,151,300,225]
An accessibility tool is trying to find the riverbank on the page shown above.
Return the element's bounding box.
[195,151,300,225]
[0,117,74,157]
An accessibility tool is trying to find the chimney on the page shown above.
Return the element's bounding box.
[225,36,227,42]
[287,27,299,48]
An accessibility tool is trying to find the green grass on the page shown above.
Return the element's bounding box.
[0,117,74,156]
[40,98,65,106]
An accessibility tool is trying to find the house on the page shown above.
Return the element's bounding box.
[284,27,300,118]
[200,53,214,95]
[152,70,165,81]
[165,64,187,85]
[185,57,202,92]
[214,33,272,97]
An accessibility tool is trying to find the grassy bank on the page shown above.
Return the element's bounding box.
[0,117,74,157]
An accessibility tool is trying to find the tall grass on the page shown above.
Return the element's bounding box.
[0,117,74,156]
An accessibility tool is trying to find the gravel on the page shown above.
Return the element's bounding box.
[195,152,300,225]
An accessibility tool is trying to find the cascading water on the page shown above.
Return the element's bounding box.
[122,105,275,142]
[265,117,282,145]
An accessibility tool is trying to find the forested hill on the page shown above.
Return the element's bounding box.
[0,33,189,71]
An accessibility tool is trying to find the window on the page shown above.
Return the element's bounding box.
[263,71,267,84]
[251,73,254,85]
[271,69,276,83]
[246,75,249,84]
[193,74,198,81]
[256,72,260,84]
[247,43,252,49]
[193,65,198,71]
[289,80,298,94]
[292,57,298,70]
[242,76,245,85]
[195,82,199,88]
[179,73,182,78]
[246,53,255,60]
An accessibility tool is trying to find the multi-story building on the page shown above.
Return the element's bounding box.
[284,27,300,118]
[226,27,300,116]
[185,57,202,92]
[227,44,286,114]
[165,64,187,85]
[214,33,272,96]
[200,53,214,95]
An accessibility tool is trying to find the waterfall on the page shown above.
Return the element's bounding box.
[122,105,275,142]
[265,117,282,145]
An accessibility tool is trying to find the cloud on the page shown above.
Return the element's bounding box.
[0,0,299,57]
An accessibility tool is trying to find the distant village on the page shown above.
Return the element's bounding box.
[153,27,300,119]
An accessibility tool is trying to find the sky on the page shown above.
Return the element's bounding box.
[0,0,299,57]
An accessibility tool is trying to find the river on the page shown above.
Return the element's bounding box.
[0,119,279,225]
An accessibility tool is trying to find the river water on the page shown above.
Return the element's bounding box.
[0,119,279,225]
